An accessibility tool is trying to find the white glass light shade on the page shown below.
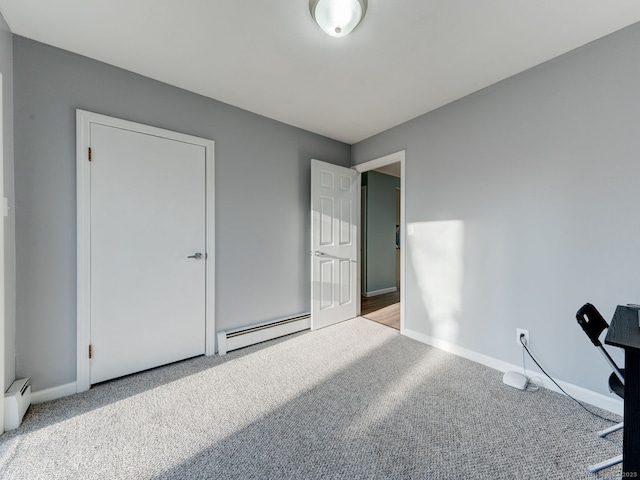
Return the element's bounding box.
[310,0,368,38]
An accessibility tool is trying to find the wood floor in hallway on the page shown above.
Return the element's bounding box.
[361,291,400,330]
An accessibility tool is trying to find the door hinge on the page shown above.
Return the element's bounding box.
[89,344,93,359]
[88,147,92,162]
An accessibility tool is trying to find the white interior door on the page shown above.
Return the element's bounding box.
[311,159,358,329]
[90,123,206,384]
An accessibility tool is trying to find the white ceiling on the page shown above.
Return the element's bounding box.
[1,1,640,144]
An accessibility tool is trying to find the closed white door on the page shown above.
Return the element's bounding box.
[90,123,206,384]
[311,159,358,329]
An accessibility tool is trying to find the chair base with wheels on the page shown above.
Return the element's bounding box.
[589,454,623,474]
[596,370,624,441]
[598,422,623,438]
[576,303,625,474]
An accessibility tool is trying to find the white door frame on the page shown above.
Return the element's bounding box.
[360,185,367,296]
[353,150,405,333]
[76,110,215,393]
[0,74,5,433]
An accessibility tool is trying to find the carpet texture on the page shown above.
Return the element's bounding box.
[0,318,624,479]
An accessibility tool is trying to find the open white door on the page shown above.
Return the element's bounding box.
[311,159,358,329]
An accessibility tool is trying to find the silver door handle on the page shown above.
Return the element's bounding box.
[314,251,326,256]
[187,252,203,259]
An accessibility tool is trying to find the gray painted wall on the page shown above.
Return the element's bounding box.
[0,13,14,392]
[352,23,640,397]
[364,171,399,293]
[13,37,350,391]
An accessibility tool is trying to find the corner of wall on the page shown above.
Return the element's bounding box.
[0,9,14,435]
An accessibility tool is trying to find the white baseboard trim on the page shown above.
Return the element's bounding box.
[403,328,623,416]
[31,382,78,405]
[363,287,398,298]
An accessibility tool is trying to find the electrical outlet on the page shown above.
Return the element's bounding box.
[517,328,530,347]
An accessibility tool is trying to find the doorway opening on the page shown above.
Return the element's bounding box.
[354,151,405,333]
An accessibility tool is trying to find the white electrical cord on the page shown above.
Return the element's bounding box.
[520,340,542,391]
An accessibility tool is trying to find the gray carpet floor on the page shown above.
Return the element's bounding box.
[0,317,624,479]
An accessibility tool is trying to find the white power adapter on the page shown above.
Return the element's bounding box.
[502,371,528,390]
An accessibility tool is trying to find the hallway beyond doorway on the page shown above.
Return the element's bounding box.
[361,292,400,330]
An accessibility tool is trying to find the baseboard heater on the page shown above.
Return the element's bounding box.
[217,313,310,355]
[4,378,32,431]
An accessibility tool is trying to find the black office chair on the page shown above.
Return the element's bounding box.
[576,303,624,473]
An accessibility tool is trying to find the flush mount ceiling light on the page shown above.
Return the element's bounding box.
[310,0,368,38]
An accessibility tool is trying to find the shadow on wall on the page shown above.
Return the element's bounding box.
[407,220,465,344]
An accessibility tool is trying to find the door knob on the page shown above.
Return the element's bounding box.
[314,251,326,257]
[187,252,203,259]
